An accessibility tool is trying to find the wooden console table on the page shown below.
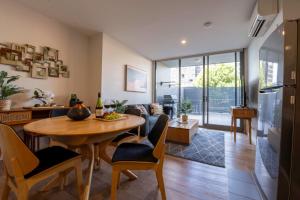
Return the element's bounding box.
[0,106,69,151]
[230,106,256,144]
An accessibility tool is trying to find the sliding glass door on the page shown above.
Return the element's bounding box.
[205,52,242,128]
[155,50,244,130]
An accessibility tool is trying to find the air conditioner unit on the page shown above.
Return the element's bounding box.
[249,0,278,37]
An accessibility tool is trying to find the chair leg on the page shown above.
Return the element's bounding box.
[111,167,120,200]
[75,162,84,199]
[16,183,29,200]
[1,173,10,200]
[155,162,166,200]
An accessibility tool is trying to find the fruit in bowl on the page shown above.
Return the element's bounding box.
[102,112,122,120]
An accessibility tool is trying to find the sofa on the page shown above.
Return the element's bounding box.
[125,104,160,137]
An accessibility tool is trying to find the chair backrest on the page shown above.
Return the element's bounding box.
[49,108,69,117]
[0,124,39,177]
[147,114,169,159]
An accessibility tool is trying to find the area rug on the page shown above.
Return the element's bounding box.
[165,129,225,167]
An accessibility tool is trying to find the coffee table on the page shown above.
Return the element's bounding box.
[166,119,199,144]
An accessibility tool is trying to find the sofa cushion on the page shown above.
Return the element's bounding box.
[136,105,149,115]
[149,115,159,132]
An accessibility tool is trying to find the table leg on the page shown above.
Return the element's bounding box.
[233,117,237,143]
[98,140,138,180]
[248,119,252,145]
[83,144,95,200]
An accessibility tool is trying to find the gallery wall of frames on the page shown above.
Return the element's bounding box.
[0,42,70,79]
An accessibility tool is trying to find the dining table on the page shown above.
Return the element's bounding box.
[23,114,145,200]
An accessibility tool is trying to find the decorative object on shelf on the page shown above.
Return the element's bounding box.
[67,101,91,121]
[0,71,24,111]
[0,42,70,79]
[112,99,128,113]
[32,88,54,106]
[125,65,147,93]
[179,99,192,122]
[69,94,79,107]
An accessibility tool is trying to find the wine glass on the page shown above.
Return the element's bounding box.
[104,99,111,113]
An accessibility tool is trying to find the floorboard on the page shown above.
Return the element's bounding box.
[0,129,261,200]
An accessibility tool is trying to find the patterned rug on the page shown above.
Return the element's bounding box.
[165,129,225,167]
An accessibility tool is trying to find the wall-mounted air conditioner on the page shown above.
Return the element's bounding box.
[249,0,278,37]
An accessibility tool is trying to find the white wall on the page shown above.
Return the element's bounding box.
[87,33,103,111]
[101,33,152,104]
[283,0,300,20]
[0,0,91,107]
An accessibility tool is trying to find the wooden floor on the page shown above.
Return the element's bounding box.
[0,130,261,200]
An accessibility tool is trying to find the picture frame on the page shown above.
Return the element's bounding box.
[43,46,58,61]
[61,71,70,78]
[59,65,70,78]
[48,67,59,77]
[31,63,48,79]
[125,65,147,93]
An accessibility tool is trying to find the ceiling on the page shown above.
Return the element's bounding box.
[16,0,256,60]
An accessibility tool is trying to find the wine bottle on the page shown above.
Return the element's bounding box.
[95,92,103,118]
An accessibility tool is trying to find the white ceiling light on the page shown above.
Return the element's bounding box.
[181,39,187,45]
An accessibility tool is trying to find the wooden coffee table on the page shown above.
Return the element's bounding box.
[167,119,199,144]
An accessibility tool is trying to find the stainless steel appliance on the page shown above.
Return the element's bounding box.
[255,20,300,200]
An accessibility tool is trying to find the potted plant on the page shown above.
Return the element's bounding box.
[180,100,192,122]
[112,100,128,113]
[0,71,23,111]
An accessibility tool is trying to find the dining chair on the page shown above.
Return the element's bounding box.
[110,108,142,146]
[0,124,83,200]
[110,114,169,200]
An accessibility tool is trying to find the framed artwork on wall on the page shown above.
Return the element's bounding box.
[48,67,59,77]
[31,63,48,79]
[125,65,147,93]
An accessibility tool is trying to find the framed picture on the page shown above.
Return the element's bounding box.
[43,46,58,61]
[31,63,48,79]
[125,65,147,93]
[15,65,30,72]
[59,65,70,78]
[48,67,59,77]
[32,53,43,62]
[61,71,70,78]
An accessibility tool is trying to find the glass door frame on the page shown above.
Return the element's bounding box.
[154,49,245,131]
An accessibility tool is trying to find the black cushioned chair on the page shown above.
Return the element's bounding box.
[110,108,142,145]
[0,124,83,200]
[110,114,169,200]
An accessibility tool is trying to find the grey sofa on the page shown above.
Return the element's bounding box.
[125,104,160,137]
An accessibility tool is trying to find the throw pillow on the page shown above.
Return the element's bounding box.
[136,105,148,115]
[151,103,164,115]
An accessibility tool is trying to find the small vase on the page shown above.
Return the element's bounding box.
[182,114,188,122]
[67,101,91,120]
[0,99,12,111]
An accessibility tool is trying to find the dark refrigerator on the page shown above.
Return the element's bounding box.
[254,20,300,200]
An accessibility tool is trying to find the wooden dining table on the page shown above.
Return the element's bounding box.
[23,114,145,200]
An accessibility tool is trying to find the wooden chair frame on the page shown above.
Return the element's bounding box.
[110,125,168,200]
[0,125,83,200]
